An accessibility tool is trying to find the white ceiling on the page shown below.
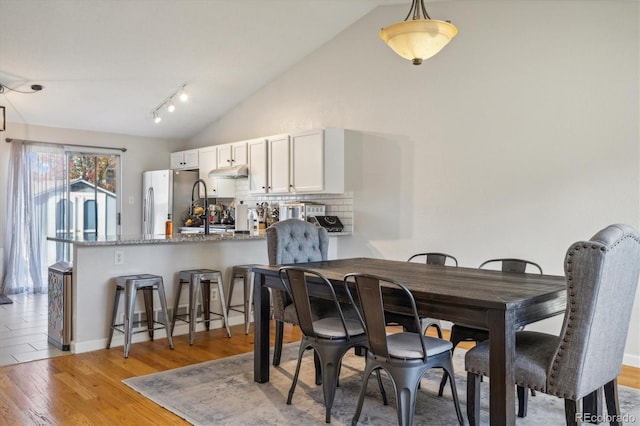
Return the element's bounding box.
[0,0,407,140]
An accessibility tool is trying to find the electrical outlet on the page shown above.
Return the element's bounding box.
[211,287,218,301]
[114,250,124,265]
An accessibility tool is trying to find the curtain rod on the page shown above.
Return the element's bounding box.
[5,137,127,152]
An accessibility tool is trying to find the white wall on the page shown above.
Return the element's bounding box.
[188,1,640,365]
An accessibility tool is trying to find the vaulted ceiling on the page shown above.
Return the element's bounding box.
[0,0,405,140]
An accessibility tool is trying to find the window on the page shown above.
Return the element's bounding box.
[3,140,122,294]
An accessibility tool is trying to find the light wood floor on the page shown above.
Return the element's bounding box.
[0,293,67,366]
[0,323,638,425]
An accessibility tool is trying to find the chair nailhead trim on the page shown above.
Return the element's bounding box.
[550,232,640,396]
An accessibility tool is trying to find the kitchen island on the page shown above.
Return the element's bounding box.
[49,231,345,353]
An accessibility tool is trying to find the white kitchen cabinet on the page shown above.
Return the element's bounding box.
[170,149,199,170]
[247,138,268,194]
[198,146,236,198]
[268,134,291,193]
[247,135,290,194]
[245,129,346,195]
[216,141,248,169]
[290,128,344,194]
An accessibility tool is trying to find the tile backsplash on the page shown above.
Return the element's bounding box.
[232,179,353,232]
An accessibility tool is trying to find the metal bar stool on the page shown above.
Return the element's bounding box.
[107,274,174,358]
[226,264,258,335]
[171,269,231,344]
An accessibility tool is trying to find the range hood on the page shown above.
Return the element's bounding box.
[208,165,249,179]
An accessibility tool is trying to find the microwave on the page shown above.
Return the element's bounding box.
[279,202,325,222]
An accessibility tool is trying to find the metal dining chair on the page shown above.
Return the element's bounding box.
[448,258,543,348]
[439,257,542,417]
[345,272,464,426]
[465,224,640,426]
[279,266,387,423]
[407,252,459,337]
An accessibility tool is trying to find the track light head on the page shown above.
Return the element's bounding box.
[150,83,187,123]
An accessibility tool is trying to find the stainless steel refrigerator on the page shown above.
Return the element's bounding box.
[142,169,198,235]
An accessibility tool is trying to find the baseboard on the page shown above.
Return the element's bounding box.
[71,312,249,354]
[623,353,640,368]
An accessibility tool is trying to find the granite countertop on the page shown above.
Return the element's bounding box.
[48,229,351,247]
[47,231,268,246]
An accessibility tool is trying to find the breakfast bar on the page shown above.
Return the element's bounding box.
[48,232,266,353]
[49,231,345,353]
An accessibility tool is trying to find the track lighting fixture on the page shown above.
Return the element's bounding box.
[0,82,45,131]
[151,83,188,124]
[0,82,44,94]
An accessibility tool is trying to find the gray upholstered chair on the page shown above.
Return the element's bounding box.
[345,272,464,426]
[279,267,386,423]
[465,224,640,426]
[267,219,331,368]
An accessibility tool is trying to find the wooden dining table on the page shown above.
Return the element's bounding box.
[251,257,566,425]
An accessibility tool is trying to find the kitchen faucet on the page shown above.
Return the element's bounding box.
[191,179,210,235]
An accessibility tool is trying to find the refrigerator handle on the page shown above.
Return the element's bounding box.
[143,188,148,233]
[143,186,153,234]
[148,187,154,234]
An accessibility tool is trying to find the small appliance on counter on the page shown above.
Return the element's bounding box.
[234,202,250,233]
[279,202,325,222]
[309,215,344,232]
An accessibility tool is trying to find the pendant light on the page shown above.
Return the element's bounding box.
[380,0,457,65]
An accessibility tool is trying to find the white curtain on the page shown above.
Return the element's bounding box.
[2,141,65,294]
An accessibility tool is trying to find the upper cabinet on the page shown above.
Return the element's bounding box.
[247,129,346,195]
[247,135,289,195]
[198,146,235,198]
[290,130,324,193]
[268,134,291,193]
[247,138,268,194]
[290,128,344,194]
[170,149,199,170]
[217,141,248,168]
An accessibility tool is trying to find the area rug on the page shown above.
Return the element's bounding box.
[124,344,640,425]
[0,294,13,304]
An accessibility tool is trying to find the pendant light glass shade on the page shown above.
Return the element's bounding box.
[380,0,457,65]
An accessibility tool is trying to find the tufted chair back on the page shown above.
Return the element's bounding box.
[267,219,330,346]
[549,224,640,399]
[267,219,329,265]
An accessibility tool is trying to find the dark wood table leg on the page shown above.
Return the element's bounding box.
[488,309,516,425]
[254,273,270,383]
